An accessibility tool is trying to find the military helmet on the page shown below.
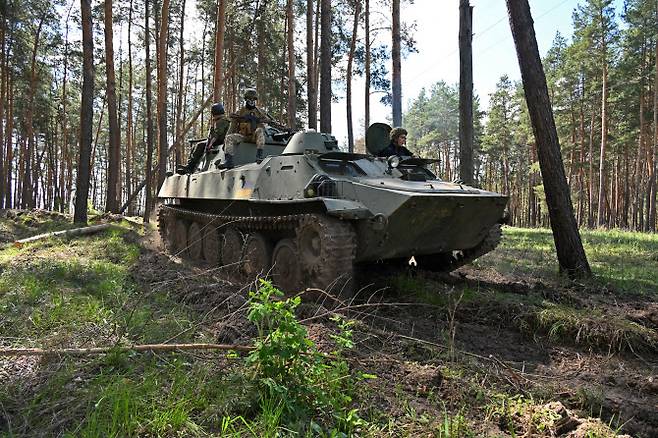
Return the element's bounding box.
[211,102,225,116]
[389,127,408,142]
[244,88,258,101]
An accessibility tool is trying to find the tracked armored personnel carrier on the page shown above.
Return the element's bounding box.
[157,123,508,295]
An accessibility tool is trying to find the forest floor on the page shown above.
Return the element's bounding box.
[0,209,656,437]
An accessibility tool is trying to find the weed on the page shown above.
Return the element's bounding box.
[246,280,363,433]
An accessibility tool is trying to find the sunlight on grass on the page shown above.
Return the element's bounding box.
[486,227,658,297]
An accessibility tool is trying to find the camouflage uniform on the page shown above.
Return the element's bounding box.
[207,114,231,150]
[224,106,271,156]
[178,103,229,174]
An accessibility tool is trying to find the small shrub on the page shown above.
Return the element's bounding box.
[246,280,363,433]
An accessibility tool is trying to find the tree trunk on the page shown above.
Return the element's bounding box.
[174,0,186,168]
[144,0,155,221]
[103,0,121,213]
[587,110,595,228]
[213,0,226,101]
[306,0,317,129]
[319,0,332,133]
[5,76,13,208]
[346,1,360,153]
[596,23,609,228]
[391,0,402,126]
[649,2,658,232]
[75,0,94,224]
[364,0,370,132]
[286,0,297,129]
[23,17,44,209]
[458,0,474,185]
[506,0,591,279]
[157,0,171,190]
[0,20,5,209]
[125,0,135,215]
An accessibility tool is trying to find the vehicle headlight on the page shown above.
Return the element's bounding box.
[387,155,401,169]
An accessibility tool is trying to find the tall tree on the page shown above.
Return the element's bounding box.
[459,0,474,185]
[213,0,226,101]
[157,0,171,189]
[75,0,94,224]
[286,0,296,128]
[346,0,361,152]
[144,0,155,221]
[319,0,331,133]
[391,0,402,126]
[104,0,121,212]
[506,0,592,278]
[364,0,370,132]
[306,0,317,129]
[125,0,134,214]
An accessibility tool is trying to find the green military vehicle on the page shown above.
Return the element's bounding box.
[157,123,508,295]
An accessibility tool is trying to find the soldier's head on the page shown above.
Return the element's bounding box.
[211,103,225,117]
[390,127,408,147]
[244,88,258,109]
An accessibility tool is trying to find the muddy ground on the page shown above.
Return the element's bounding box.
[134,233,657,437]
[1,209,656,436]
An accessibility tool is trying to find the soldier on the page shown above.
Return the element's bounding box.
[377,127,414,158]
[177,102,230,174]
[218,88,273,169]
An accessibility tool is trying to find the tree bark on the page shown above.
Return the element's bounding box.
[75,0,94,225]
[459,0,474,185]
[506,0,591,278]
[126,0,135,215]
[306,0,317,129]
[286,0,297,129]
[213,0,226,101]
[649,1,658,232]
[0,19,5,209]
[391,0,402,126]
[319,0,332,133]
[157,0,171,190]
[345,1,360,152]
[364,0,370,132]
[103,0,121,213]
[23,17,44,209]
[174,0,186,168]
[144,0,155,221]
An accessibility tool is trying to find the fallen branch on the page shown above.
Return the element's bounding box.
[13,223,115,247]
[0,342,254,357]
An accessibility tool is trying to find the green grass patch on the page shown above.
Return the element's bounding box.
[484,227,658,297]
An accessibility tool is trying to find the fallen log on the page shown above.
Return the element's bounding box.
[0,343,254,357]
[13,223,115,247]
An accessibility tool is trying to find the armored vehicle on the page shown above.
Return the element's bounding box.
[157,123,508,295]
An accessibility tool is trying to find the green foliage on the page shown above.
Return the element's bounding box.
[246,280,363,433]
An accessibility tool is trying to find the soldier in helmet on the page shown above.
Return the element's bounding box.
[218,88,274,169]
[177,102,230,174]
[377,127,414,158]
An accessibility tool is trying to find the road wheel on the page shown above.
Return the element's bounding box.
[221,227,244,270]
[204,226,221,264]
[172,219,188,257]
[296,215,356,298]
[271,238,302,292]
[243,233,273,278]
[188,222,204,262]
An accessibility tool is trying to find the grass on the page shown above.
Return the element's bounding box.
[483,227,658,297]
[0,220,248,436]
[0,213,650,437]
